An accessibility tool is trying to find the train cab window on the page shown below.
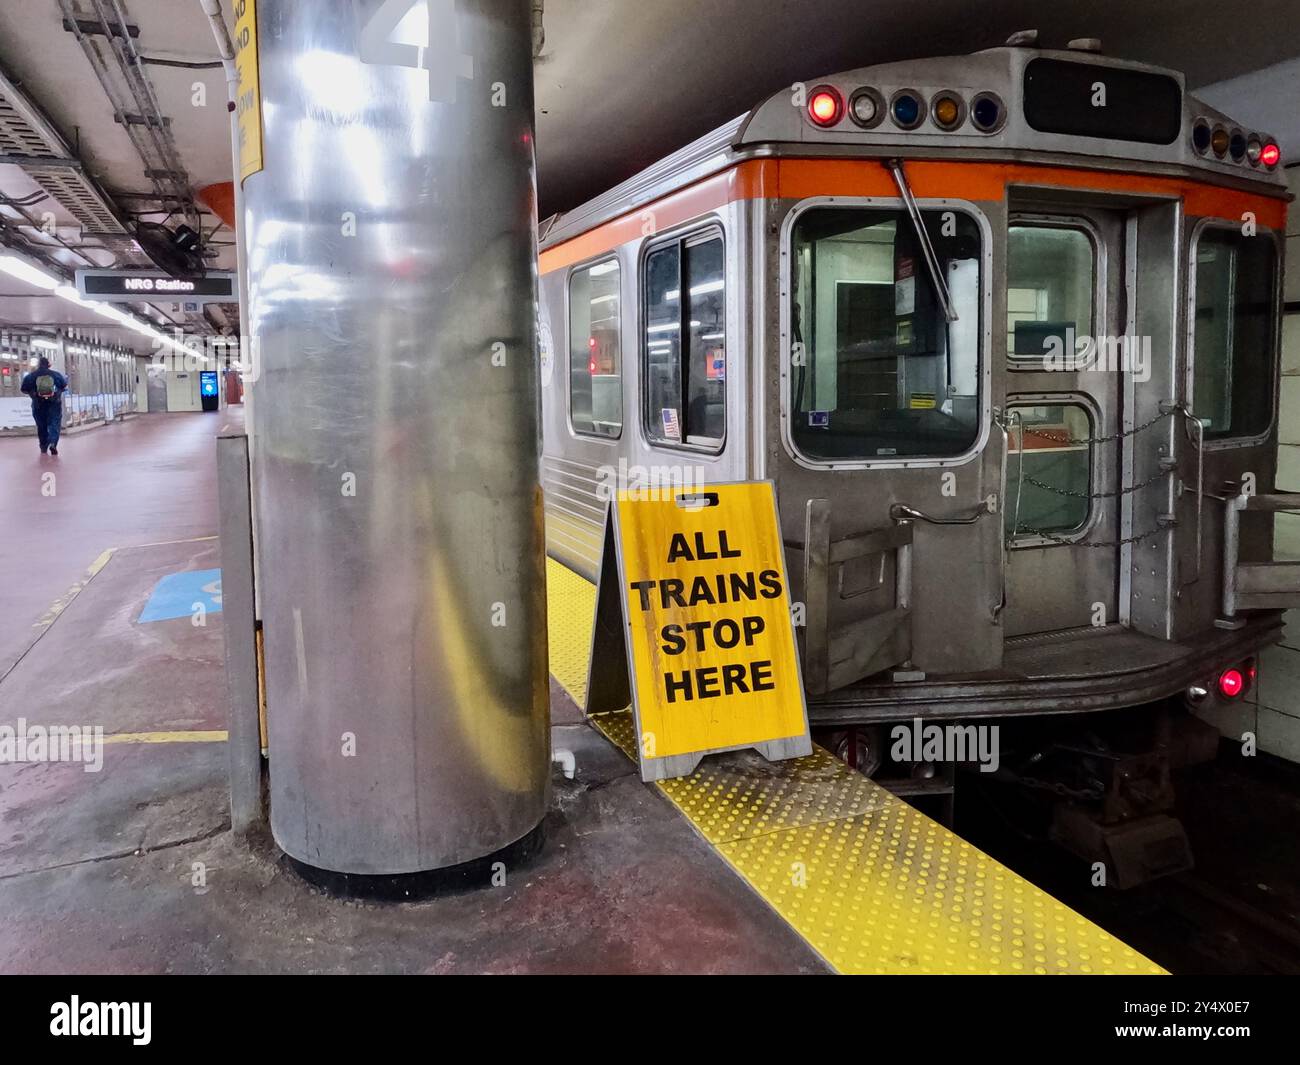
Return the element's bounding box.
[1192,228,1277,440]
[789,206,982,461]
[643,230,726,448]
[568,258,622,437]
[1007,225,1095,367]
[1006,404,1092,540]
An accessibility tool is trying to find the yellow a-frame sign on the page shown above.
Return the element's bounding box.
[587,482,812,781]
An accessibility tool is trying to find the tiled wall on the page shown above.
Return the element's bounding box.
[1199,166,1300,762]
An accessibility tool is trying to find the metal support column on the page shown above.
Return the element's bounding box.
[242,0,549,875]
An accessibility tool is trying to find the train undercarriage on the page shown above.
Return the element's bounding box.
[811,613,1280,887]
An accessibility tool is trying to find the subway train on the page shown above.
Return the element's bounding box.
[536,36,1293,876]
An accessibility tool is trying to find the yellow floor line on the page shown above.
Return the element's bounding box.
[102,731,228,745]
[29,534,219,634]
[545,556,1164,975]
[33,548,116,630]
[118,535,219,551]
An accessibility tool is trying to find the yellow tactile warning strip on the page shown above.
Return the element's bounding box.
[102,731,228,745]
[545,557,1164,975]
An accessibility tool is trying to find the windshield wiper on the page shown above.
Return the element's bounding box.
[884,158,959,323]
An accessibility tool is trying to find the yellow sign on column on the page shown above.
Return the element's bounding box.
[609,481,812,781]
[234,0,263,183]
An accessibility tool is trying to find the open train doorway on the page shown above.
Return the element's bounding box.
[1002,203,1131,637]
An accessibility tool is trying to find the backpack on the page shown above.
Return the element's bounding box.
[35,373,56,399]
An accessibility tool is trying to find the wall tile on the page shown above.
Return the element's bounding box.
[1255,642,1300,714]
[1273,511,1300,559]
[1259,705,1300,761]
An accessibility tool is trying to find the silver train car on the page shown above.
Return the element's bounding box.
[537,38,1293,861]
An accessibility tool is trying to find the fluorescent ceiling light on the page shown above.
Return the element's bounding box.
[664,281,724,301]
[0,254,60,291]
[54,284,91,306]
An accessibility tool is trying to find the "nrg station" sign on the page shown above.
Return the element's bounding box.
[75,269,238,304]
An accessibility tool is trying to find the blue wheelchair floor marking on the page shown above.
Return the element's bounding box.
[138,568,223,623]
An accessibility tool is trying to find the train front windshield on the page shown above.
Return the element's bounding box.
[789,206,982,461]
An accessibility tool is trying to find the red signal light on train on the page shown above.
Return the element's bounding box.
[1261,142,1281,168]
[808,87,843,127]
[1218,667,1245,699]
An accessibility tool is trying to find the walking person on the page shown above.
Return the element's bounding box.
[19,356,68,455]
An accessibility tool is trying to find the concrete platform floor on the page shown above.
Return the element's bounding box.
[0,412,826,973]
[0,410,236,678]
[6,410,1294,974]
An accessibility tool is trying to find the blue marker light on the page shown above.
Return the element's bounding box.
[892,93,921,128]
[972,95,1001,132]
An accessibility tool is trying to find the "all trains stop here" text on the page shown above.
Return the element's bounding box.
[628,530,783,704]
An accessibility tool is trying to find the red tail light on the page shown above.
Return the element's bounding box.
[808,87,843,128]
[1218,668,1245,699]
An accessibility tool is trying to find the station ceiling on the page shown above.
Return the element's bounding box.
[0,0,1297,347]
[536,0,1300,215]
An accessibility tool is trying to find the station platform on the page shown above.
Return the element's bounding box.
[547,561,1162,975]
[0,414,1160,974]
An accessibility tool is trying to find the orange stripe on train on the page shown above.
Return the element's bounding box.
[538,158,1287,276]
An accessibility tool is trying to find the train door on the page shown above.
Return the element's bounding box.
[780,197,1000,685]
[1002,207,1128,636]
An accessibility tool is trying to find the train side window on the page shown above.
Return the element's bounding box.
[789,206,981,461]
[1192,227,1277,440]
[1006,403,1093,540]
[1007,224,1096,367]
[568,258,622,438]
[643,229,726,449]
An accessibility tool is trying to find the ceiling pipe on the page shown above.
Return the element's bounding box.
[200,0,238,82]
[142,55,226,70]
[57,0,182,242]
[91,0,177,187]
[0,198,100,272]
[100,0,199,229]
[199,0,248,364]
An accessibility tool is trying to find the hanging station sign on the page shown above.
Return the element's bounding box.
[75,270,238,304]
